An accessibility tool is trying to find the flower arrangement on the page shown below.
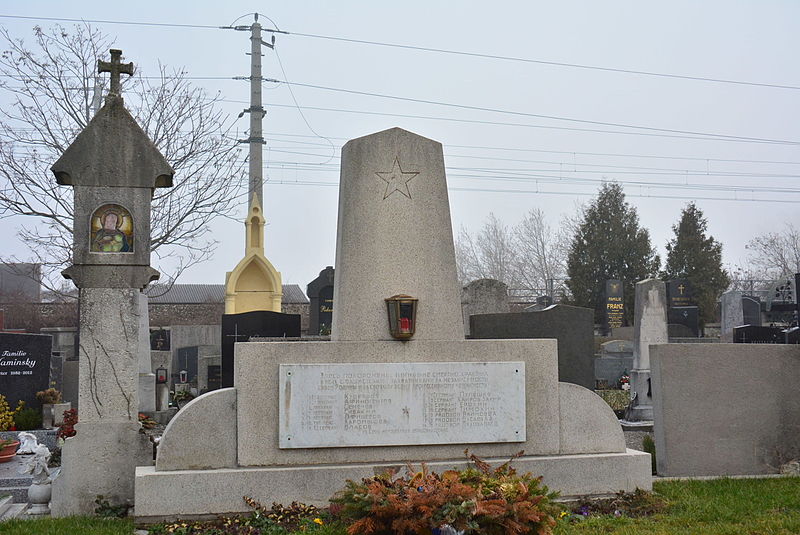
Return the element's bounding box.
[172,390,196,404]
[0,394,24,431]
[35,388,62,404]
[330,450,559,535]
[138,413,157,430]
[57,408,78,441]
[617,372,630,391]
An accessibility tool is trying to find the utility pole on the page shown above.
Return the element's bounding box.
[231,13,275,209]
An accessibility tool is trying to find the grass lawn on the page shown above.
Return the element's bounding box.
[0,477,798,534]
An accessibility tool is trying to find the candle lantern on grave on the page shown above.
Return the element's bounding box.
[155,367,168,384]
[179,370,188,384]
[385,294,418,340]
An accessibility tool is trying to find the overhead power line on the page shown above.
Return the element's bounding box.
[278,80,800,146]
[283,31,800,92]
[1,13,797,91]
[252,99,799,146]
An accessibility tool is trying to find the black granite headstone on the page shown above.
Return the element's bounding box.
[307,266,334,336]
[0,332,52,410]
[604,279,625,334]
[784,327,800,344]
[733,325,784,344]
[742,296,762,327]
[150,328,171,351]
[207,365,221,391]
[667,279,694,307]
[471,304,594,389]
[668,306,699,337]
[221,310,301,387]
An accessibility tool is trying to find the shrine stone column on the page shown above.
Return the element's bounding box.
[50,49,174,516]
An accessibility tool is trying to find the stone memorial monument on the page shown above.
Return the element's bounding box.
[135,128,650,521]
[49,49,173,515]
[628,279,668,422]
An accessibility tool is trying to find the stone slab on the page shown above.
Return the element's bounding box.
[279,362,525,448]
[235,339,561,466]
[135,450,652,522]
[469,304,595,389]
[156,388,237,471]
[651,343,800,477]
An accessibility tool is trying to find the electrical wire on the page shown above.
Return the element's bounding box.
[1,14,797,91]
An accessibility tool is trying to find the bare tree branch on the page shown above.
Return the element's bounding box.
[0,24,247,291]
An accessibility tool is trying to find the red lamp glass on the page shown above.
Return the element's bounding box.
[385,294,418,340]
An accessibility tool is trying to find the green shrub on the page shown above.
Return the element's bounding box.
[13,407,42,430]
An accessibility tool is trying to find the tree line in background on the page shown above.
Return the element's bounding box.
[456,182,799,326]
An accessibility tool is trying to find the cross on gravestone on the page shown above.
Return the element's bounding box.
[98,49,134,96]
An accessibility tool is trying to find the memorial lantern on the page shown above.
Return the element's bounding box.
[155,367,168,384]
[385,294,418,340]
[179,370,188,384]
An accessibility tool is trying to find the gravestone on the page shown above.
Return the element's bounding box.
[667,306,699,337]
[470,304,595,389]
[0,332,52,410]
[666,279,693,307]
[461,278,509,337]
[136,128,650,521]
[307,266,334,335]
[50,49,172,516]
[742,296,762,326]
[220,310,301,387]
[150,328,171,351]
[720,290,744,342]
[733,325,784,344]
[604,279,625,334]
[628,279,668,422]
[595,339,633,387]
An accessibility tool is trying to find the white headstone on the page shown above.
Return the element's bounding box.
[629,278,667,421]
[331,128,463,342]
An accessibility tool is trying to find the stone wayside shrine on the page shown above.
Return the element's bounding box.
[49,50,174,515]
[135,128,650,521]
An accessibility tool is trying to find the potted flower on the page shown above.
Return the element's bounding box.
[172,390,195,409]
[0,438,20,463]
[36,388,71,429]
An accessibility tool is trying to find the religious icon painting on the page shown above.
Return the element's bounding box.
[90,203,134,253]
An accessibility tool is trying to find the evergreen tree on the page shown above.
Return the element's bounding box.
[663,202,730,327]
[566,183,660,323]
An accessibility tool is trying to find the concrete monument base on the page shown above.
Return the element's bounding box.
[51,422,152,517]
[135,449,651,522]
[134,339,653,522]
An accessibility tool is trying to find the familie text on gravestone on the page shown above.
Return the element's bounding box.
[604,279,625,332]
[0,332,52,410]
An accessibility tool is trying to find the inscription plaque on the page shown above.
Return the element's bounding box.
[279,361,525,449]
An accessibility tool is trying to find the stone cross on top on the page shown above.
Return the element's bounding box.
[98,49,134,97]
